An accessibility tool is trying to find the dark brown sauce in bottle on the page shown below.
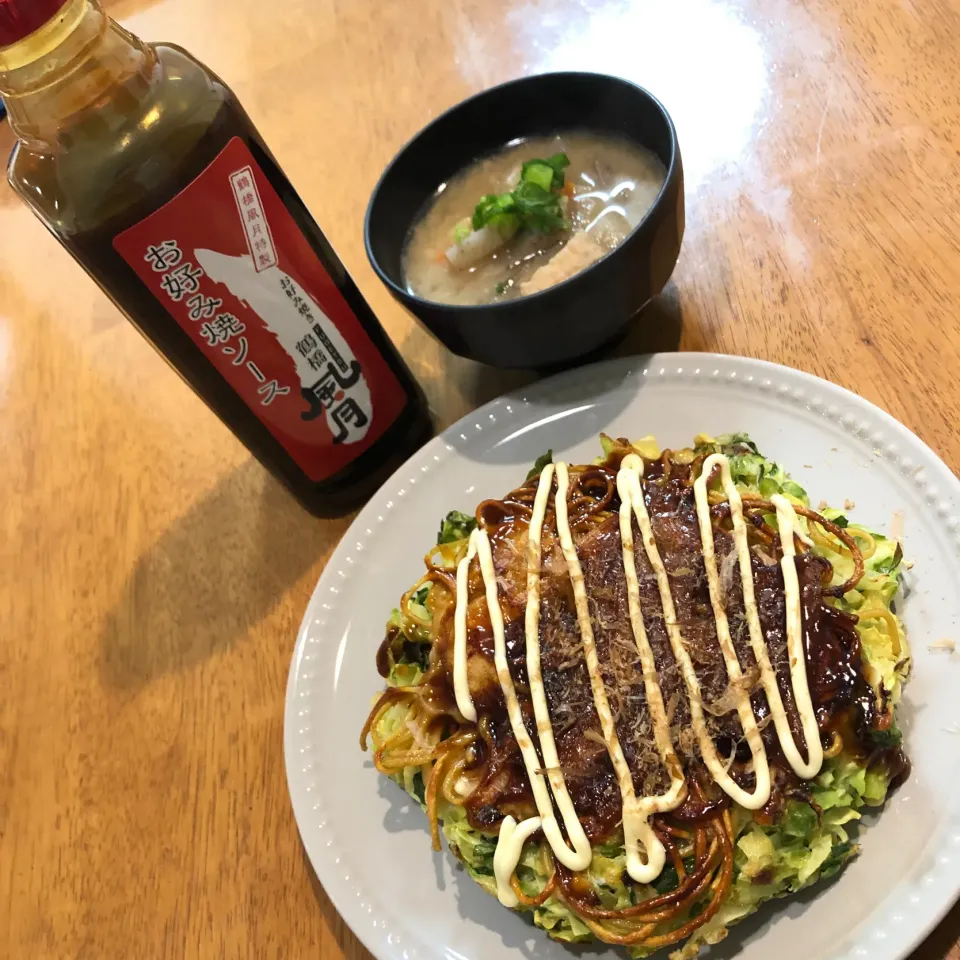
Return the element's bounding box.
[5,13,431,517]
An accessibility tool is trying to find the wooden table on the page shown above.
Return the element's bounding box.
[2,0,959,956]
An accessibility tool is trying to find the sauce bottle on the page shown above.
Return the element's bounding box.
[0,0,432,517]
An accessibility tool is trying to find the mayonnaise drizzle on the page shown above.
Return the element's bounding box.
[770,494,824,775]
[616,459,687,879]
[617,455,768,810]
[454,503,593,873]
[523,464,593,870]
[494,815,542,906]
[694,455,821,779]
[556,461,670,882]
[451,455,825,889]
[453,529,480,723]
[687,455,771,806]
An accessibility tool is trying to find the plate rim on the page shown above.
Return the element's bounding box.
[285,351,960,960]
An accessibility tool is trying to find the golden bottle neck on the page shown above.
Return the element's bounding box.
[0,0,154,151]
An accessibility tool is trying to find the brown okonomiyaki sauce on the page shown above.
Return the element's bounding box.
[399,445,909,843]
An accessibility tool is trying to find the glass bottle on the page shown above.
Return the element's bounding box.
[0,0,432,516]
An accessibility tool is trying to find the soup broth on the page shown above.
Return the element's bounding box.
[402,132,666,306]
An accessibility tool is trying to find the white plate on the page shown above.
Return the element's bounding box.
[285,353,960,960]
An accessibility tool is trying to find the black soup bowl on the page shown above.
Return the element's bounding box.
[364,72,684,369]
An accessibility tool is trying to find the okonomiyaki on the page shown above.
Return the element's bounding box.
[361,433,911,958]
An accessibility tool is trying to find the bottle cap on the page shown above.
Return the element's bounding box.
[0,0,70,48]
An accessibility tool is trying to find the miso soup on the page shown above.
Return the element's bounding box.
[402,132,666,306]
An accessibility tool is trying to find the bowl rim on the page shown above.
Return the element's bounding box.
[363,70,682,315]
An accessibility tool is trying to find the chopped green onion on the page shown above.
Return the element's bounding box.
[472,193,512,230]
[512,181,567,233]
[521,161,556,192]
[471,194,521,237]
[522,153,569,190]
[470,153,570,237]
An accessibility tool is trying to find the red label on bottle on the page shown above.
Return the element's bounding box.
[113,137,406,482]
